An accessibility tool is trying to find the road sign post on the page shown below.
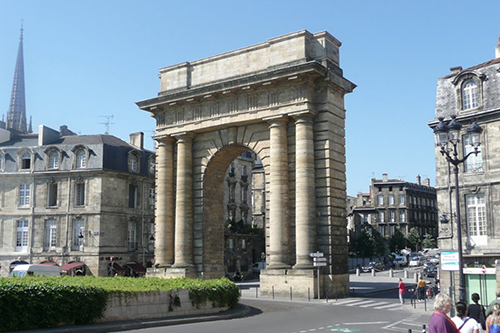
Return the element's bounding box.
[310,252,325,299]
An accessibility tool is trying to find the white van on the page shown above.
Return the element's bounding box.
[9,264,62,277]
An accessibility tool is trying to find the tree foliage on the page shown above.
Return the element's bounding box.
[354,227,375,258]
[422,233,437,249]
[406,227,422,251]
[388,228,407,253]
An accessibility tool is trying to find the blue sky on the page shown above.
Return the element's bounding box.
[1,1,499,196]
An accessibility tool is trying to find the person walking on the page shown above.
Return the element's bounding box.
[418,276,427,302]
[429,293,461,333]
[486,304,500,333]
[398,278,406,305]
[468,293,486,332]
[452,301,480,333]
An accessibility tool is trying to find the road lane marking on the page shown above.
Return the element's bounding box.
[343,321,389,325]
[359,301,388,307]
[331,299,365,305]
[345,300,375,306]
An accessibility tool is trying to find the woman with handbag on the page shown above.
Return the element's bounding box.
[452,301,480,333]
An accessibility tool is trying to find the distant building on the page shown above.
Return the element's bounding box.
[429,38,500,301]
[349,173,438,241]
[0,126,155,277]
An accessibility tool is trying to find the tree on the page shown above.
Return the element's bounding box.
[354,227,375,259]
[422,233,437,249]
[388,228,406,253]
[372,231,387,257]
[406,227,422,251]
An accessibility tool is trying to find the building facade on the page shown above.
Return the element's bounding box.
[429,39,500,301]
[349,173,438,241]
[0,126,155,277]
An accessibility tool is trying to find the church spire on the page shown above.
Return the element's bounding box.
[6,24,28,134]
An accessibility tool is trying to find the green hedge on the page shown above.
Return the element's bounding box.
[0,276,239,332]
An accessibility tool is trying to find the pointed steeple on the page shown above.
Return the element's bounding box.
[6,25,28,134]
[28,115,32,133]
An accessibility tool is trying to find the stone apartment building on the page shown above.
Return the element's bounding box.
[349,173,438,241]
[0,125,155,277]
[429,39,500,301]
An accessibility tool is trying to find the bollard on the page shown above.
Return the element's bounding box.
[389,268,394,278]
[290,287,292,300]
[256,287,258,298]
[326,293,328,303]
[372,268,376,276]
[424,297,427,311]
[422,324,426,333]
[404,269,409,279]
[356,268,360,276]
[408,330,412,333]
[335,288,338,301]
[272,286,275,299]
[308,287,310,301]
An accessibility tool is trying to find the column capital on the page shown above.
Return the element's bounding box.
[264,115,288,128]
[172,132,196,143]
[291,111,316,124]
[154,135,175,146]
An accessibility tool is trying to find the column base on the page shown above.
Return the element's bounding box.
[293,262,314,270]
[266,262,291,270]
[147,265,197,279]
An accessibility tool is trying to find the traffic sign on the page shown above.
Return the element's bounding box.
[313,257,327,262]
[313,262,327,267]
[482,265,487,275]
[310,252,324,258]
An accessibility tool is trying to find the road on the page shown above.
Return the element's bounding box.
[118,292,432,333]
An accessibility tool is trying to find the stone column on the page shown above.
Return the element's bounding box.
[155,137,175,266]
[267,117,290,269]
[293,113,316,269]
[172,133,195,268]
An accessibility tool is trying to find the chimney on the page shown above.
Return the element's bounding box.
[382,173,388,182]
[450,66,462,75]
[496,38,500,59]
[423,177,431,187]
[416,174,421,185]
[129,132,144,150]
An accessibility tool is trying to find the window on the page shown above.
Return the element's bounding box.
[377,195,384,205]
[242,165,247,177]
[148,157,155,175]
[378,211,385,222]
[399,194,405,205]
[44,220,57,250]
[466,194,487,245]
[241,239,247,251]
[21,153,31,170]
[390,225,396,236]
[16,220,29,252]
[390,211,395,222]
[379,225,385,235]
[389,195,394,205]
[228,238,234,251]
[72,220,84,250]
[76,150,86,168]
[462,79,478,110]
[129,154,138,172]
[75,182,85,206]
[149,186,155,209]
[463,134,483,172]
[48,151,59,169]
[129,184,138,208]
[128,221,137,251]
[48,182,58,207]
[19,184,30,206]
[399,211,405,222]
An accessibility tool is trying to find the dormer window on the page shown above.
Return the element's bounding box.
[148,156,155,175]
[462,79,478,110]
[21,153,31,170]
[76,150,86,168]
[128,152,140,173]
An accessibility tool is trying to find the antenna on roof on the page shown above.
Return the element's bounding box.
[98,114,114,134]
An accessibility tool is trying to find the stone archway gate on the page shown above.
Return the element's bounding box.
[137,30,355,298]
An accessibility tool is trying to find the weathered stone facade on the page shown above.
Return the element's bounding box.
[0,126,155,276]
[429,39,500,300]
[138,30,355,297]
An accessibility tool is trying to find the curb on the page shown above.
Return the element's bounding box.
[19,304,251,333]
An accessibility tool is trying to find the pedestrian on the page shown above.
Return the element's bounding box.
[485,304,500,333]
[418,276,427,302]
[452,301,480,333]
[429,293,461,333]
[486,292,500,317]
[398,278,406,305]
[468,293,486,331]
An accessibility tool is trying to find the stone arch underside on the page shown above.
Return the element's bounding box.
[194,123,271,279]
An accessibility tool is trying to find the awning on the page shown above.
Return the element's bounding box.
[9,260,28,269]
[60,262,85,273]
[111,263,126,272]
[125,263,146,273]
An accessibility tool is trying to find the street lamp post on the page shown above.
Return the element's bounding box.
[433,115,482,302]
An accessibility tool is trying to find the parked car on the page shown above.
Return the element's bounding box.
[424,265,438,278]
[423,261,436,268]
[361,261,384,272]
[393,256,407,267]
[409,256,425,267]
[429,254,440,264]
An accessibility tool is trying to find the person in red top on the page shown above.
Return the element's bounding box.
[429,293,461,333]
[398,278,406,305]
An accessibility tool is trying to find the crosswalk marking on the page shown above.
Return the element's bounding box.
[359,301,388,307]
[332,299,365,305]
[346,300,376,306]
[374,303,402,309]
